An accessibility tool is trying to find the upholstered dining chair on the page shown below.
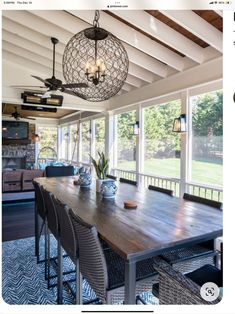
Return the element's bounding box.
[69,209,158,304]
[148,185,173,196]
[45,165,74,177]
[153,256,222,304]
[119,177,137,186]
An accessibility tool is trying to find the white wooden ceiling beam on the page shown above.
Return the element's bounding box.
[67,10,184,71]
[2,31,62,67]
[28,10,169,77]
[3,31,143,89]
[3,12,157,84]
[109,57,222,110]
[2,17,65,55]
[160,10,223,53]
[113,10,205,64]
[123,43,168,77]
[126,74,146,88]
[3,41,62,74]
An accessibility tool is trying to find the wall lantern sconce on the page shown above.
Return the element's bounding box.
[172,114,187,133]
[132,121,140,135]
[32,133,40,142]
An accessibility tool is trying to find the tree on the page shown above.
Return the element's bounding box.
[192,90,223,136]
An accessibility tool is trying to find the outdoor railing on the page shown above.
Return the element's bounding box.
[111,168,180,197]
[111,168,223,202]
[58,161,223,203]
[139,173,180,197]
[186,182,223,203]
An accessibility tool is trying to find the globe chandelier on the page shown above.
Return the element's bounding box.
[63,10,129,102]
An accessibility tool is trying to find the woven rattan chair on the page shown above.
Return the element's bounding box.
[148,185,173,196]
[159,193,221,273]
[153,257,222,304]
[106,174,117,181]
[45,165,74,177]
[42,188,60,290]
[183,193,222,209]
[119,177,137,186]
[33,181,47,267]
[51,195,81,304]
[69,209,157,304]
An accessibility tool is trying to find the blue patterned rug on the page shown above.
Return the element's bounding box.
[2,236,158,305]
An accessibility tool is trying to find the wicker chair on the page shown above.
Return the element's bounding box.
[51,195,81,304]
[148,185,173,196]
[69,209,158,304]
[159,193,222,273]
[41,188,61,292]
[183,193,222,209]
[153,257,222,304]
[106,174,117,181]
[119,177,137,186]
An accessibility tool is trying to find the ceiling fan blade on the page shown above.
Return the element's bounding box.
[31,75,52,86]
[61,83,88,89]
[62,88,87,100]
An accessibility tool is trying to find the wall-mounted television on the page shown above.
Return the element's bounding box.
[2,121,29,140]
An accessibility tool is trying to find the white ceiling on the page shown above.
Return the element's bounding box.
[2,10,223,114]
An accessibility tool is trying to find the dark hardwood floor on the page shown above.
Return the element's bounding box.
[2,201,35,242]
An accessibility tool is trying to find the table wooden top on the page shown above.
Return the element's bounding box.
[35,176,223,261]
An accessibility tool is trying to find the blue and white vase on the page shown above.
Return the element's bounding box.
[100,180,117,198]
[79,172,92,188]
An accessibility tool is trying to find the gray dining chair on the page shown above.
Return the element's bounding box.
[153,256,222,304]
[148,185,173,196]
[106,174,117,181]
[119,177,137,186]
[69,209,158,304]
[183,193,222,209]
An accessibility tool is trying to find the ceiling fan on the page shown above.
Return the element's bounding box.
[3,106,35,121]
[12,37,88,99]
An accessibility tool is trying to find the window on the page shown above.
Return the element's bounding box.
[143,100,181,178]
[60,126,69,160]
[116,110,136,171]
[81,120,91,163]
[38,126,58,159]
[189,90,223,186]
[69,124,78,162]
[94,117,105,159]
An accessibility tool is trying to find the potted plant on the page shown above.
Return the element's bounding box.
[90,152,109,192]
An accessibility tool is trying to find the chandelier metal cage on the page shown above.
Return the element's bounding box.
[62,10,129,102]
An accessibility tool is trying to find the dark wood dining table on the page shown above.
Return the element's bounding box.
[34,176,223,304]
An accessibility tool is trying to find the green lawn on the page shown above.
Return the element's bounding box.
[117,158,222,186]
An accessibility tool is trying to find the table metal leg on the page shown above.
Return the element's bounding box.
[35,205,39,260]
[57,239,63,304]
[75,259,83,304]
[124,260,136,304]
